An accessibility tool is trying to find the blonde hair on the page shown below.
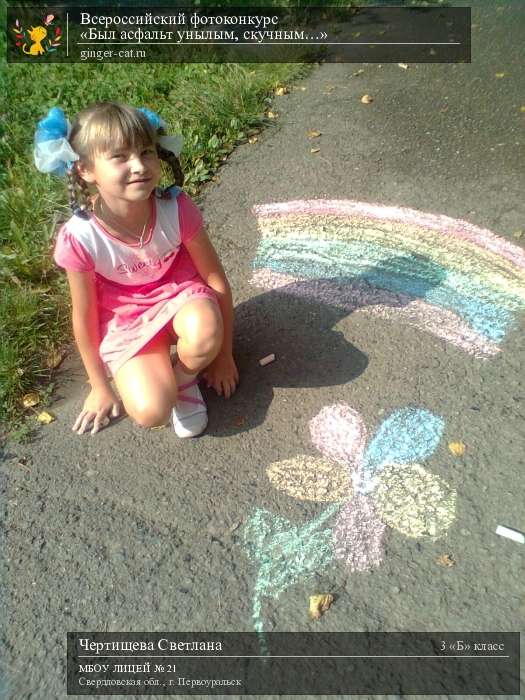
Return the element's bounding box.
[66,101,184,215]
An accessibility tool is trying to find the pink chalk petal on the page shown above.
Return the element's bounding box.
[333,495,386,572]
[309,403,366,471]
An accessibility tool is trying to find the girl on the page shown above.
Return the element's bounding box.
[34,102,238,438]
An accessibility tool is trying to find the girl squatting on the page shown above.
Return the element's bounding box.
[34,102,239,438]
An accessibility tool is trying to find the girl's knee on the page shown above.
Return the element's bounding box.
[175,301,223,353]
[129,402,172,429]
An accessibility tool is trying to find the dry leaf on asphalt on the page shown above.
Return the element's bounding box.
[37,411,55,424]
[309,594,334,620]
[398,63,408,70]
[448,441,466,456]
[352,69,364,77]
[513,230,523,239]
[361,94,374,104]
[248,136,258,144]
[266,111,278,119]
[274,86,289,96]
[307,130,322,139]
[22,392,40,408]
[435,553,455,567]
[495,72,505,78]
[310,148,320,154]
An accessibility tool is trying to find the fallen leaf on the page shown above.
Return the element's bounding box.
[299,87,307,91]
[520,106,525,112]
[310,148,320,154]
[352,32,361,38]
[22,392,40,408]
[398,63,408,70]
[360,94,374,104]
[275,86,289,96]
[307,130,322,139]
[309,593,334,620]
[448,441,466,456]
[234,415,246,427]
[248,136,258,144]
[46,348,66,369]
[266,111,278,119]
[513,230,523,239]
[495,72,505,78]
[435,553,455,567]
[352,69,364,77]
[37,411,55,424]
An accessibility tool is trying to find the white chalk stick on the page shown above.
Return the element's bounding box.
[495,525,525,544]
[259,353,275,366]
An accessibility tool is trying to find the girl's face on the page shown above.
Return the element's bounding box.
[78,142,161,207]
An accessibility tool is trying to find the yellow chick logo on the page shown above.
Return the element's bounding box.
[12,14,62,57]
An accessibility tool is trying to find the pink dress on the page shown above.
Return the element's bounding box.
[54,185,218,377]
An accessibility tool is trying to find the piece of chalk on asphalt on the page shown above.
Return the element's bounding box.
[259,353,275,366]
[495,525,525,544]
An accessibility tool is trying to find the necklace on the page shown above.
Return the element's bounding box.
[95,198,150,248]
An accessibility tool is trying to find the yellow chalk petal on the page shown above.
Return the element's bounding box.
[448,441,466,456]
[372,464,456,539]
[267,455,351,502]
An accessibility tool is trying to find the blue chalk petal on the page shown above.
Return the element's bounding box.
[359,408,444,491]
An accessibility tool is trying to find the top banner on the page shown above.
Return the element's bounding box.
[7,6,471,64]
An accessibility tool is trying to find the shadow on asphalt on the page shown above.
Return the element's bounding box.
[204,254,445,437]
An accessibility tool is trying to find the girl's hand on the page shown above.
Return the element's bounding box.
[73,385,121,435]
[202,352,239,399]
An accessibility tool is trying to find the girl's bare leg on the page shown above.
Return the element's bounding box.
[113,331,176,428]
[172,298,223,373]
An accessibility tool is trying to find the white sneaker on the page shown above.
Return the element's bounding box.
[172,376,208,438]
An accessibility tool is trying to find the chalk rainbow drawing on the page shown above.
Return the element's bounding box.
[242,199,525,641]
[243,403,454,641]
[250,199,525,357]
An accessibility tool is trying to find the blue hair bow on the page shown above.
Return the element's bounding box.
[138,107,183,156]
[34,107,79,176]
[137,107,166,132]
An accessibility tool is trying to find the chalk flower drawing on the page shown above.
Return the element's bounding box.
[243,403,455,636]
